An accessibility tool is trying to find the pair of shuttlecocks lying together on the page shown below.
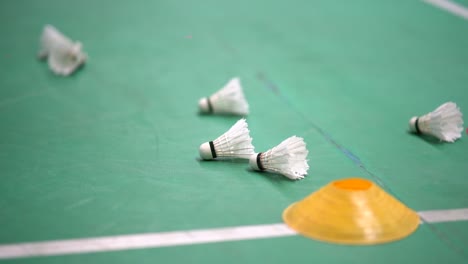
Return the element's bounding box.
[199,78,464,143]
[199,118,310,180]
[38,25,87,76]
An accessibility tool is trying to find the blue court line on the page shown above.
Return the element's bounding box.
[255,72,386,187]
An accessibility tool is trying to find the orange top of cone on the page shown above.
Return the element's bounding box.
[283,178,420,245]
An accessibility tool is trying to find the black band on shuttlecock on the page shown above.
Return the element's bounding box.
[206,97,213,113]
[415,117,421,134]
[209,141,217,158]
[256,153,265,171]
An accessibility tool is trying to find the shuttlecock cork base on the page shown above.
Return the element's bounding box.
[409,116,421,134]
[198,97,214,114]
[199,141,217,160]
[250,153,266,171]
[283,178,420,245]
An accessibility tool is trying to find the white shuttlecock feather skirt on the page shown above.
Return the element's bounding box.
[409,102,463,143]
[38,25,87,76]
[198,78,249,115]
[199,118,255,160]
[250,136,309,180]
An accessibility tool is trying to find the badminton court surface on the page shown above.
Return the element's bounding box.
[0,0,467,263]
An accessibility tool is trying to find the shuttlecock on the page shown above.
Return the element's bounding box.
[409,102,464,142]
[38,25,87,76]
[249,136,309,180]
[198,78,249,115]
[199,118,255,160]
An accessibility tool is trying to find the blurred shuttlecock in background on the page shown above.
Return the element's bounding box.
[199,118,255,160]
[409,102,463,143]
[198,77,249,116]
[38,25,87,76]
[250,136,309,180]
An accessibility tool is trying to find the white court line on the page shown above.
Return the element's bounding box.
[0,208,467,260]
[0,224,296,259]
[423,0,468,19]
[419,208,468,223]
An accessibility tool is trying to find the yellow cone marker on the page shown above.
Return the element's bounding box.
[283,178,420,245]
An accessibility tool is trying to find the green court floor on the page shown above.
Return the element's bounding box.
[0,0,467,263]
